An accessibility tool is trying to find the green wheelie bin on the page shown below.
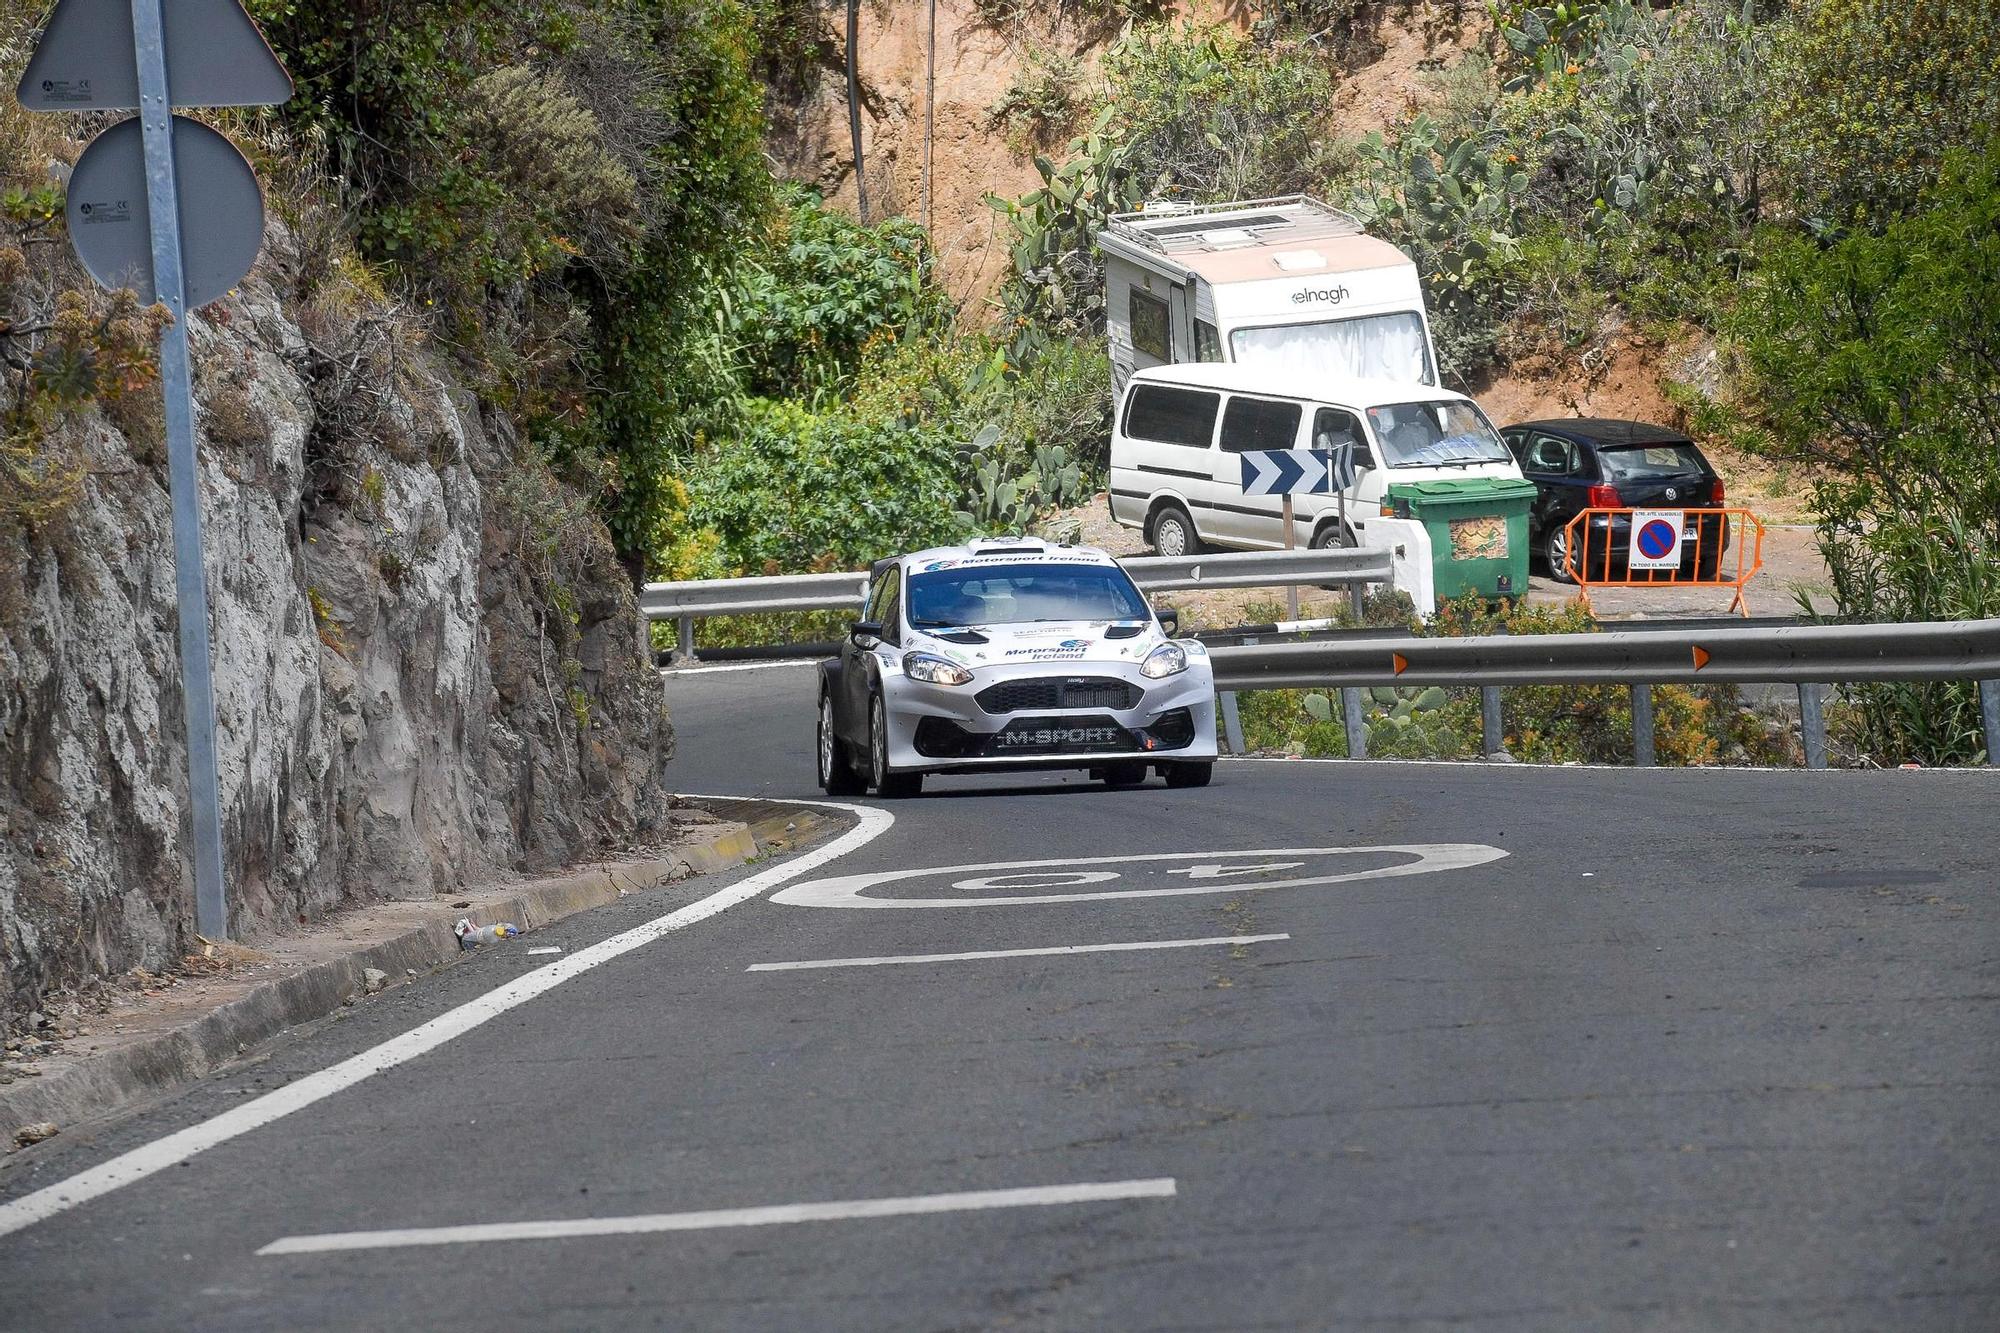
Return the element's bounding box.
[1382,477,1537,601]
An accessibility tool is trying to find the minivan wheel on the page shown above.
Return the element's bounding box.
[1151,504,1202,558]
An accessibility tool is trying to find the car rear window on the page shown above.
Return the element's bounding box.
[1598,443,1707,479]
[1124,386,1220,448]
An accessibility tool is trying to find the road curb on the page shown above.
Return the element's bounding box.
[0,813,801,1144]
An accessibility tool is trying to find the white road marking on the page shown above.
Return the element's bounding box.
[747,933,1291,972]
[1166,861,1303,880]
[949,870,1120,894]
[1214,755,1993,775]
[256,1178,1177,1255]
[773,844,1508,909]
[659,659,817,677]
[0,798,894,1241]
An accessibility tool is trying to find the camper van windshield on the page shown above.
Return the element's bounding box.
[1229,312,1433,385]
[1365,400,1512,469]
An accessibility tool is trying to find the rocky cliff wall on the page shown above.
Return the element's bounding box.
[0,223,671,1027]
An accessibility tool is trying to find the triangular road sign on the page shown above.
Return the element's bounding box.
[18,0,292,110]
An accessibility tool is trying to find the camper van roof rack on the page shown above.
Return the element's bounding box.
[1104,195,1365,255]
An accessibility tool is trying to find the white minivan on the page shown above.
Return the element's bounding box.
[1107,363,1527,558]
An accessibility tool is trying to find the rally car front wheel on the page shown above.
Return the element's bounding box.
[869,694,923,799]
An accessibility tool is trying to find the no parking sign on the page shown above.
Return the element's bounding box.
[1628,509,1685,570]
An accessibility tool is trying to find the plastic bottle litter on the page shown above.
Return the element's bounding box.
[454,918,522,950]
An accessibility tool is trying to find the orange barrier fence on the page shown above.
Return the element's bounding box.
[1561,507,1766,617]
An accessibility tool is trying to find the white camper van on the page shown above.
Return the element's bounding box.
[1098,196,1437,395]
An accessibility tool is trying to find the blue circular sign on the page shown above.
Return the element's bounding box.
[1636,518,1678,560]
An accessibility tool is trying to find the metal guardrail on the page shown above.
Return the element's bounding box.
[640,548,1395,662]
[1207,618,2000,768]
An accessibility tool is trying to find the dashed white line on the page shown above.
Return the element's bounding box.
[257,1178,1177,1255]
[748,933,1291,972]
[0,798,893,1241]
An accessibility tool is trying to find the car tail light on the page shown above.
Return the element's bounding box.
[1587,484,1622,508]
[1709,478,1726,504]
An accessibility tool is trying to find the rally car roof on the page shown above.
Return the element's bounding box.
[898,537,1120,570]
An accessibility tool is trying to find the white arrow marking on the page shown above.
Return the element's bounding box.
[1164,861,1306,880]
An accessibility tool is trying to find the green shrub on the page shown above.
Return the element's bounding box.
[1101,21,1337,202]
[1730,148,2000,763]
[1233,596,1778,765]
[990,49,1089,154]
[681,397,970,574]
[723,187,945,401]
[1766,0,2000,230]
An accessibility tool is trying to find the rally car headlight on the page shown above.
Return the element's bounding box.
[903,652,973,686]
[1140,642,1189,679]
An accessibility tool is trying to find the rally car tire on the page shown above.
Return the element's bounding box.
[1162,761,1213,789]
[869,694,923,799]
[818,692,867,796]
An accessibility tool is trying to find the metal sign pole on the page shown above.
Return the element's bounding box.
[131,0,228,940]
[1282,493,1299,621]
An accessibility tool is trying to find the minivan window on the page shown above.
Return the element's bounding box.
[1194,320,1222,362]
[1220,396,1303,454]
[1312,407,1372,470]
[1129,288,1170,360]
[1365,400,1512,468]
[1124,385,1220,449]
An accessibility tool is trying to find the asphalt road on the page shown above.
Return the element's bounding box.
[3,660,1996,1331]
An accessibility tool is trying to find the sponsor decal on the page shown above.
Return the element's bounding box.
[922,559,959,571]
[1059,639,1091,650]
[1003,647,1089,659]
[997,725,1121,749]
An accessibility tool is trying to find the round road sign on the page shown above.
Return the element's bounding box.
[66,114,265,309]
[1636,518,1677,560]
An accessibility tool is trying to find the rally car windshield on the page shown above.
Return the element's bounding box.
[908,563,1149,628]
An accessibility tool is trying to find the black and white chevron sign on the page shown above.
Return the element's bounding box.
[1239,448,1339,496]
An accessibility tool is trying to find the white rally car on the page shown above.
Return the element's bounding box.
[817,537,1218,797]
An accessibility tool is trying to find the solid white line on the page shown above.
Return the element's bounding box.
[1215,755,1997,776]
[660,659,817,677]
[747,933,1290,972]
[0,798,893,1241]
[256,1178,1177,1256]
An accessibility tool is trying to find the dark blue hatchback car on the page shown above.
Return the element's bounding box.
[1500,419,1729,583]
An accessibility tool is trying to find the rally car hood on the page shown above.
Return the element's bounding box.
[905,619,1171,670]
